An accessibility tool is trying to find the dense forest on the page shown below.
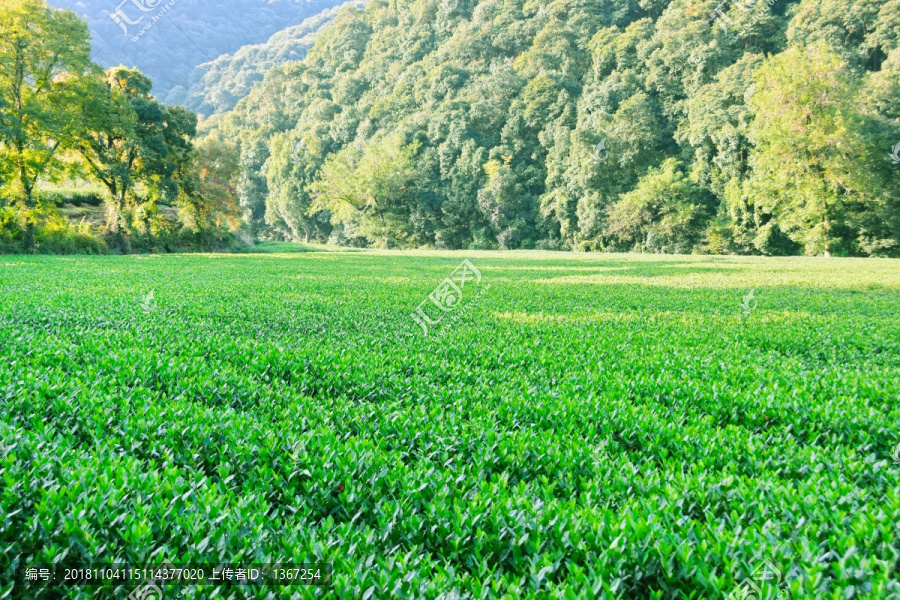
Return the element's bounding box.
[204,0,900,256]
[46,0,348,100]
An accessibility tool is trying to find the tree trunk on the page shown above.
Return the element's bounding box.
[106,200,121,234]
[21,170,36,253]
[23,181,36,209]
[17,151,37,209]
[106,191,129,254]
[23,221,35,254]
[144,213,154,252]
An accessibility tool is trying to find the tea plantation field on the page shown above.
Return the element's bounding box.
[1,251,899,599]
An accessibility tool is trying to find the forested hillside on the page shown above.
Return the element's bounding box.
[45,0,349,100]
[178,2,365,116]
[206,0,900,256]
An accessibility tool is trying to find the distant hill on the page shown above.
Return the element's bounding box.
[174,2,364,116]
[46,0,349,101]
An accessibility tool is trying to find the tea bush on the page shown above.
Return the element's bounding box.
[0,252,898,599]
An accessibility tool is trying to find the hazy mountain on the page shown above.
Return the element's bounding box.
[174,2,364,116]
[47,0,349,100]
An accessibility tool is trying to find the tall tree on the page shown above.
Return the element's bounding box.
[177,132,242,232]
[264,131,328,243]
[745,43,885,256]
[605,158,714,253]
[0,0,92,208]
[75,67,197,243]
[311,134,418,248]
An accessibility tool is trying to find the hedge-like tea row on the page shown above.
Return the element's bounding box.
[0,253,898,599]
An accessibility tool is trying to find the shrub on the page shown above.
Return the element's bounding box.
[40,188,105,207]
[0,207,107,254]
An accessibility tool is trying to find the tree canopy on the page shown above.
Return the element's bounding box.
[1,0,240,254]
[202,0,900,256]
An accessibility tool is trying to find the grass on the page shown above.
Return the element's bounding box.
[0,251,898,599]
[238,241,337,254]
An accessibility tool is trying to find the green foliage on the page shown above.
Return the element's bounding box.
[744,43,898,256]
[311,134,420,248]
[1,252,899,597]
[203,0,900,256]
[0,205,106,254]
[39,188,104,207]
[0,0,94,207]
[606,158,714,252]
[0,1,286,255]
[74,67,199,243]
[176,132,243,232]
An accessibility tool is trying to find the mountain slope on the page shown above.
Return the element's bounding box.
[46,0,349,99]
[173,2,364,116]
